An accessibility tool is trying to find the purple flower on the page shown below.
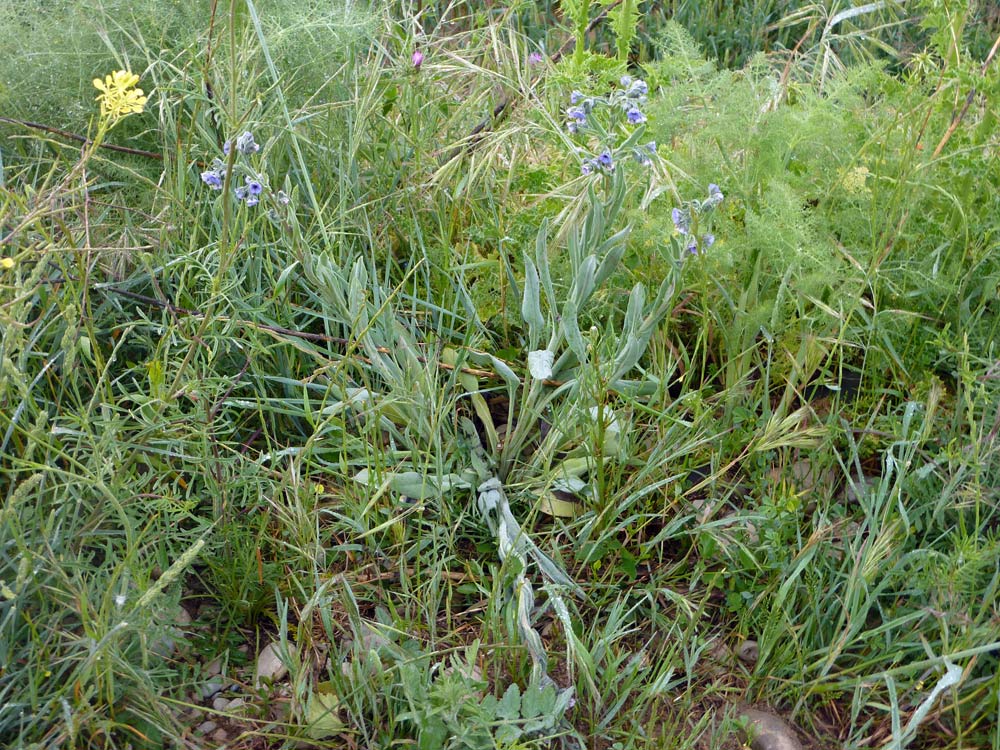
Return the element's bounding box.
[201,170,223,190]
[581,161,593,175]
[234,185,248,201]
[626,107,646,124]
[528,52,544,65]
[671,207,690,235]
[706,183,724,207]
[246,177,263,196]
[411,50,424,69]
[235,131,259,155]
[702,233,715,249]
[645,141,656,154]
[570,90,584,104]
[596,149,613,170]
[633,149,652,167]
[223,141,231,157]
[686,235,699,254]
[245,195,259,207]
[620,75,633,87]
[568,107,587,122]
[628,79,649,98]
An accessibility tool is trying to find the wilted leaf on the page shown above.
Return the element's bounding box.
[538,493,580,518]
[304,682,344,739]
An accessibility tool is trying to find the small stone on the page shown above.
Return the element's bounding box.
[256,642,289,686]
[150,604,192,658]
[224,697,246,712]
[201,679,224,699]
[736,639,759,664]
[736,707,804,750]
[359,623,390,652]
[843,475,879,504]
[211,728,229,743]
[205,657,223,676]
[196,720,217,735]
[212,696,230,712]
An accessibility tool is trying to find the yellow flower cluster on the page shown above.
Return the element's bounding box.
[842,165,871,195]
[93,70,147,122]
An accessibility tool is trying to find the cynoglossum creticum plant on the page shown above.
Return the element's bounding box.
[564,75,658,177]
[291,163,678,720]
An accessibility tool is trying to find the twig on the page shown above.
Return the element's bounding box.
[440,0,624,165]
[98,285,505,381]
[931,30,1000,159]
[0,116,163,161]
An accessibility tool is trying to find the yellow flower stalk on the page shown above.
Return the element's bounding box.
[0,257,14,270]
[93,70,147,123]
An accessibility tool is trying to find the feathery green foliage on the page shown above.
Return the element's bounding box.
[2,1,999,748]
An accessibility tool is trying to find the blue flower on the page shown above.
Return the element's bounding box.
[234,185,248,201]
[633,148,652,167]
[686,234,715,255]
[568,107,587,122]
[620,75,633,87]
[596,149,613,170]
[645,141,656,154]
[671,207,690,235]
[235,131,260,155]
[628,79,648,98]
[705,183,724,207]
[245,195,259,207]
[570,90,585,104]
[246,177,263,196]
[201,170,223,190]
[223,140,231,157]
[626,107,646,124]
[581,161,593,175]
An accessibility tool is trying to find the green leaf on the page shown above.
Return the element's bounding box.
[522,255,545,347]
[498,682,521,720]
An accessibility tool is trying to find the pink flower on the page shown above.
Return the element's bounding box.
[411,50,424,69]
[528,52,544,65]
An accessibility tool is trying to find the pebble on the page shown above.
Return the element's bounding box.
[736,639,759,664]
[360,623,390,651]
[211,728,229,743]
[200,679,224,699]
[196,720,217,735]
[255,642,289,686]
[843,474,879,503]
[150,605,192,658]
[736,707,804,750]
[212,696,230,712]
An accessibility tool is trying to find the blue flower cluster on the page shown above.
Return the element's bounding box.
[200,131,268,207]
[672,184,723,255]
[565,75,656,175]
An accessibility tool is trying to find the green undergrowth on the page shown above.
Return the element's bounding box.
[1,1,999,749]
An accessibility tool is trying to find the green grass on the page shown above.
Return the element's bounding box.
[1,1,999,749]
